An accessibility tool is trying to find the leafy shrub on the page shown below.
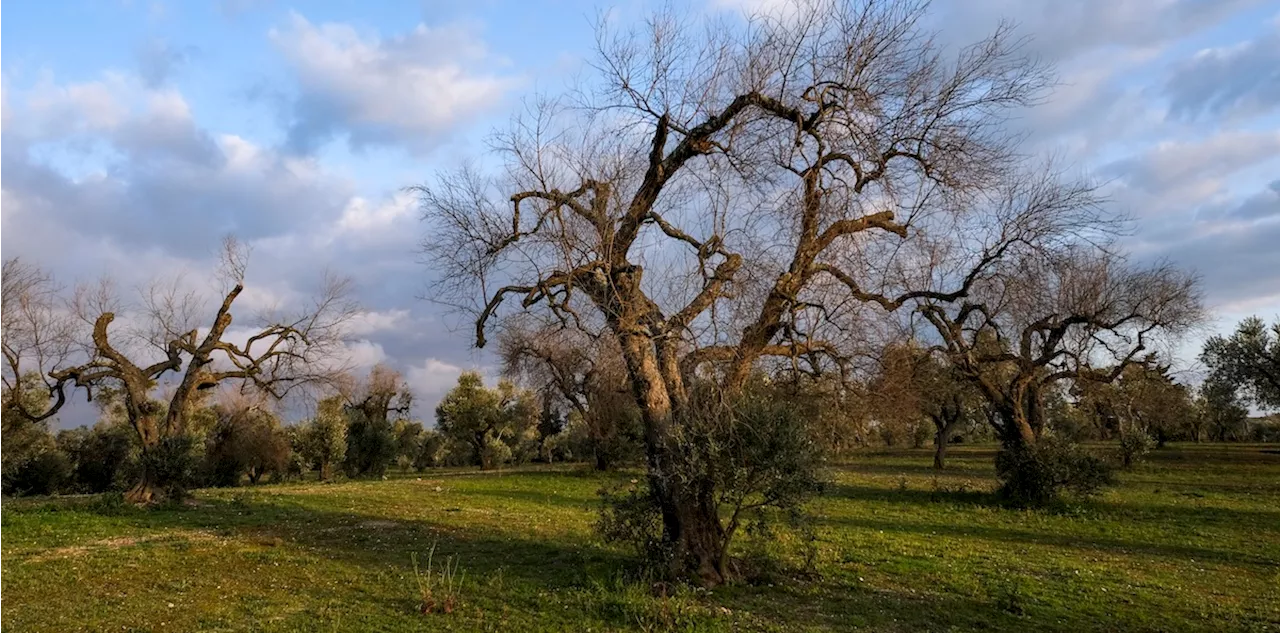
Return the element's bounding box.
[596,386,826,581]
[596,480,670,569]
[1117,430,1155,469]
[995,438,1114,506]
[136,433,203,500]
[58,422,135,493]
[479,435,513,470]
[8,449,72,496]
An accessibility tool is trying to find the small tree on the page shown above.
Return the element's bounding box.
[340,365,411,478]
[435,372,538,470]
[1201,316,1280,411]
[1196,378,1250,442]
[205,392,291,486]
[393,420,427,471]
[301,396,348,480]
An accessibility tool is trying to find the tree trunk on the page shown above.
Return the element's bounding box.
[618,330,731,586]
[124,466,159,505]
[594,451,611,471]
[125,412,165,504]
[933,428,948,470]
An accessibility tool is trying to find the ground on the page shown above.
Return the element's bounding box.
[2,444,1278,632]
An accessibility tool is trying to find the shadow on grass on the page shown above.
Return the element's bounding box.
[822,511,1274,569]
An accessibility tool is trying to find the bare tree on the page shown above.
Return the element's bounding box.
[870,341,983,468]
[497,319,637,470]
[6,239,359,503]
[421,0,1108,584]
[2,259,77,421]
[917,248,1204,452]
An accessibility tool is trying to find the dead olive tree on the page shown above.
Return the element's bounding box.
[4,239,358,503]
[421,0,1104,584]
[918,248,1203,501]
[2,259,77,422]
[497,319,638,470]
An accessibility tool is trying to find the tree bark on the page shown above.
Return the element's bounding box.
[124,466,159,505]
[617,328,731,586]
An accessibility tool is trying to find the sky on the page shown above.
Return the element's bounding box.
[3,0,1279,428]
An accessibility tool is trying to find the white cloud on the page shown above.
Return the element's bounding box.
[17,71,132,138]
[346,309,411,337]
[336,192,415,233]
[269,13,521,154]
[340,340,391,369]
[405,357,498,411]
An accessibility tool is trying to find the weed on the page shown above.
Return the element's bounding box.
[411,543,465,615]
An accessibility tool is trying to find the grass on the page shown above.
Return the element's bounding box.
[2,444,1278,632]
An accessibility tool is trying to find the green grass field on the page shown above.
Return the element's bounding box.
[3,444,1278,632]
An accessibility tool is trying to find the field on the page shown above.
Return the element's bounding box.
[2,444,1278,632]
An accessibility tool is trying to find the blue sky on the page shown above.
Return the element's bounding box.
[3,0,1279,427]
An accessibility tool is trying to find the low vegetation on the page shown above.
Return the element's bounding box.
[3,445,1277,632]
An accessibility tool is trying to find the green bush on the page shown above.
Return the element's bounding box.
[596,387,826,580]
[58,423,135,493]
[995,438,1114,506]
[135,434,202,500]
[8,449,73,496]
[1117,430,1155,468]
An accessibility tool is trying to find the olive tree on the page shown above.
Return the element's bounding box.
[1,240,358,503]
[1201,316,1280,411]
[918,248,1203,501]
[421,0,1110,583]
[498,320,640,469]
[339,364,412,478]
[434,372,538,470]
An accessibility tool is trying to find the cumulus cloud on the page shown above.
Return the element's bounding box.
[405,357,495,418]
[269,13,521,154]
[1165,19,1280,122]
[346,309,411,337]
[15,72,132,137]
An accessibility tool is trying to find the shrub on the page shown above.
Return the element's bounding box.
[8,449,73,496]
[136,433,203,500]
[1117,430,1155,469]
[596,387,826,581]
[994,438,1114,506]
[58,422,135,493]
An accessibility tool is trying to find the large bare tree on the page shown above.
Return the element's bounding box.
[1,239,358,503]
[421,0,1108,584]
